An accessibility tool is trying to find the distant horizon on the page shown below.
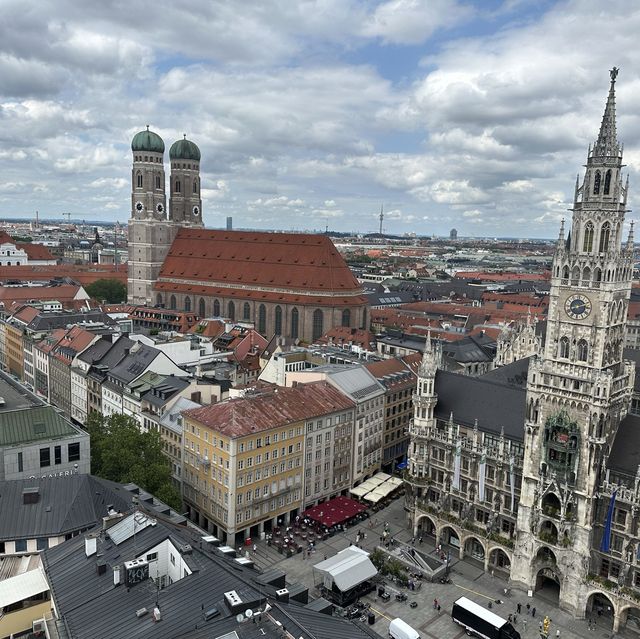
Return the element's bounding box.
[0,215,559,243]
[0,2,638,237]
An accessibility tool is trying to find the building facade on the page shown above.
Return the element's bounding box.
[405,71,640,633]
[127,128,203,306]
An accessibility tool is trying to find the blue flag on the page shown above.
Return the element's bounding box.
[600,490,617,553]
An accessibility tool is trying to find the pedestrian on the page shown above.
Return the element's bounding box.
[522,619,527,632]
[433,598,438,609]
[556,630,560,637]
[539,621,543,632]
[532,606,536,618]
[437,604,441,613]
[419,535,423,544]
[517,602,521,614]
[526,603,530,615]
[252,544,257,554]
[508,614,512,624]
[513,614,517,625]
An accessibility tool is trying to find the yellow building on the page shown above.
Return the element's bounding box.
[4,321,24,380]
[0,568,51,638]
[182,381,353,545]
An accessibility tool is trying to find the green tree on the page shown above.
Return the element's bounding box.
[85,278,127,303]
[86,412,181,510]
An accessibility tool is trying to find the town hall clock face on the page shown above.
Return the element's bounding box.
[564,294,592,320]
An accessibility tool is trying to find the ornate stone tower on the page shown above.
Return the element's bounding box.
[169,136,203,227]
[127,127,179,305]
[511,69,636,615]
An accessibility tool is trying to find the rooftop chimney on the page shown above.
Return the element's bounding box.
[113,565,121,586]
[85,535,97,557]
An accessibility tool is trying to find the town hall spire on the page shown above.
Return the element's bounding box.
[593,67,620,159]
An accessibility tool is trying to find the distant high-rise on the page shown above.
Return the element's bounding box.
[226,216,233,230]
[450,228,458,240]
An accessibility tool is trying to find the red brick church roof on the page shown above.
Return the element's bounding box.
[156,228,367,306]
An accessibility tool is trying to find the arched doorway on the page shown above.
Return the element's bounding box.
[488,548,511,577]
[535,566,560,605]
[619,606,640,636]
[586,592,615,631]
[464,536,486,563]
[416,514,436,539]
[440,526,460,549]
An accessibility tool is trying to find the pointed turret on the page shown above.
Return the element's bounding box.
[557,219,565,248]
[626,220,635,252]
[419,330,441,378]
[593,67,620,159]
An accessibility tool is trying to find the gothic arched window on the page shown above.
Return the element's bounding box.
[258,304,266,334]
[577,339,588,362]
[562,266,570,280]
[243,302,251,321]
[274,306,282,335]
[604,169,612,195]
[342,309,351,327]
[583,222,594,252]
[193,180,198,194]
[175,180,181,193]
[198,298,205,317]
[136,173,143,188]
[291,308,299,339]
[169,295,177,310]
[312,309,324,341]
[184,296,191,312]
[599,222,611,253]
[559,336,569,359]
[213,299,220,316]
[156,175,161,189]
[228,301,235,321]
[593,171,601,195]
[156,293,163,307]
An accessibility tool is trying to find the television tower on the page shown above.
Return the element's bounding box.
[379,205,384,235]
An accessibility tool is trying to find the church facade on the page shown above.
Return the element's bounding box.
[406,70,640,633]
[127,131,368,342]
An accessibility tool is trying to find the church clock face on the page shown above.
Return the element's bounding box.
[135,201,144,213]
[565,294,592,320]
[192,205,200,216]
[156,203,164,214]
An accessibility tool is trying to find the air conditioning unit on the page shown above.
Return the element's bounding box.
[32,619,46,636]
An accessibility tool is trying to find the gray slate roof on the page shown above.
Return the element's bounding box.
[608,413,640,478]
[27,309,117,332]
[481,357,531,388]
[108,344,160,384]
[434,370,526,440]
[0,475,131,541]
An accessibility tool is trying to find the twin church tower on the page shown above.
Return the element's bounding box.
[127,128,204,305]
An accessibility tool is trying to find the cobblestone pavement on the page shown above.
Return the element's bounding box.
[248,496,623,639]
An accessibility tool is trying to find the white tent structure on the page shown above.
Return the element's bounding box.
[313,546,377,595]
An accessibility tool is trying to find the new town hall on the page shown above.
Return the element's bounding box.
[406,70,640,633]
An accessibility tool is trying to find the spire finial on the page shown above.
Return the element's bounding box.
[146,124,149,131]
[557,218,565,246]
[627,220,635,250]
[594,68,619,158]
[184,133,187,139]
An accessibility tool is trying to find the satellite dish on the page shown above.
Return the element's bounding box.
[236,613,244,623]
[245,609,254,618]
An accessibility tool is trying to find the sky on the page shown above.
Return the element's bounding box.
[1,0,640,238]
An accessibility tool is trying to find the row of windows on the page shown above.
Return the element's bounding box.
[38,442,81,469]
[135,173,199,194]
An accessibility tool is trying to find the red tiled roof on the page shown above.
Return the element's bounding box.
[454,271,549,282]
[0,285,81,302]
[0,264,126,285]
[11,305,40,324]
[156,228,366,304]
[0,231,14,244]
[184,380,354,437]
[18,243,55,261]
[316,326,376,349]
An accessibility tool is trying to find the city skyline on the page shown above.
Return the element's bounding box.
[1,1,640,237]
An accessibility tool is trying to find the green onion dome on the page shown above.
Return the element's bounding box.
[131,126,165,153]
[169,135,201,161]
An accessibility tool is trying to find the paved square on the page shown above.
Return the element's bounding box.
[249,496,621,638]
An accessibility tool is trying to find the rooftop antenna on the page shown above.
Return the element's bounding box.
[379,204,384,235]
[35,210,39,230]
[114,221,119,266]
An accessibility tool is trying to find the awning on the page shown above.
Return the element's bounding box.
[0,568,49,609]
[363,491,384,503]
[349,485,369,497]
[385,476,403,487]
[373,472,391,482]
[303,495,367,528]
[313,546,377,592]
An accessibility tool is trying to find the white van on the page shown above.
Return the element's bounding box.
[389,617,420,639]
